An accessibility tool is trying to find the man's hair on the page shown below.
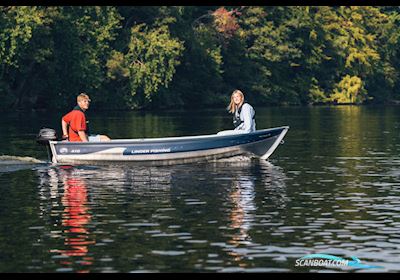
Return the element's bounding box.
[77,93,91,103]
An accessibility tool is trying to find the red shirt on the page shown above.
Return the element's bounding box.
[62,108,87,142]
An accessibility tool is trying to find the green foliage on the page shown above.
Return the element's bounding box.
[0,6,45,67]
[330,75,367,104]
[308,78,328,103]
[1,6,400,111]
[0,6,122,109]
[107,24,184,109]
[49,6,122,107]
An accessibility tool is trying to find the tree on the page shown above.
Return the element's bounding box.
[107,23,184,109]
[0,6,46,108]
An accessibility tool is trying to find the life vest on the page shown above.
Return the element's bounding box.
[71,105,90,136]
[233,103,255,128]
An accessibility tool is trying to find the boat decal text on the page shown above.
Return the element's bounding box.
[129,148,171,154]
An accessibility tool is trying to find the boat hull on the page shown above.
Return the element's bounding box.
[49,126,289,165]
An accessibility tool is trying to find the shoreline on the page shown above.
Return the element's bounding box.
[2,102,400,114]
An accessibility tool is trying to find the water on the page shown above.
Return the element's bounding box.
[1,106,400,272]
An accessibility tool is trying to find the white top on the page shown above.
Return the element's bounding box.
[234,103,256,133]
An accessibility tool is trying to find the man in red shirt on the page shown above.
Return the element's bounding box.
[61,93,110,142]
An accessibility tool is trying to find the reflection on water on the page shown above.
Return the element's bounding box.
[37,166,94,272]
[2,106,400,272]
[229,176,256,244]
[228,181,256,268]
[58,167,93,270]
[30,159,288,272]
[225,161,288,270]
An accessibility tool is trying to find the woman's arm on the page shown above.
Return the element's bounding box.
[240,104,254,133]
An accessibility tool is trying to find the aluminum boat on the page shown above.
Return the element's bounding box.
[42,126,289,165]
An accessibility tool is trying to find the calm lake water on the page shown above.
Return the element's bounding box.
[1,106,400,272]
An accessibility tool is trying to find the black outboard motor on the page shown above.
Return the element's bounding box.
[37,128,58,162]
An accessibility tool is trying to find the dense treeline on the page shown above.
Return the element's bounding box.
[1,6,400,111]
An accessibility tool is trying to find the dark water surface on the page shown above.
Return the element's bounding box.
[1,106,400,272]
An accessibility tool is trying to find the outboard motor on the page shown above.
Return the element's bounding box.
[36,128,58,162]
[37,128,58,145]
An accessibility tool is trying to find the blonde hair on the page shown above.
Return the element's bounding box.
[77,93,91,103]
[227,89,244,114]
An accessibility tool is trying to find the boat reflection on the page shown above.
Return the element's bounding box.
[215,159,288,268]
[35,158,287,272]
[36,163,175,272]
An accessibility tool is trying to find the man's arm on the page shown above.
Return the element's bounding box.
[61,119,69,139]
[78,130,89,142]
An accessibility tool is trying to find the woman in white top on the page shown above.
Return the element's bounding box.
[218,89,256,135]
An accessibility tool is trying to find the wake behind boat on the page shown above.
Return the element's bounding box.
[37,126,289,165]
[0,155,45,173]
